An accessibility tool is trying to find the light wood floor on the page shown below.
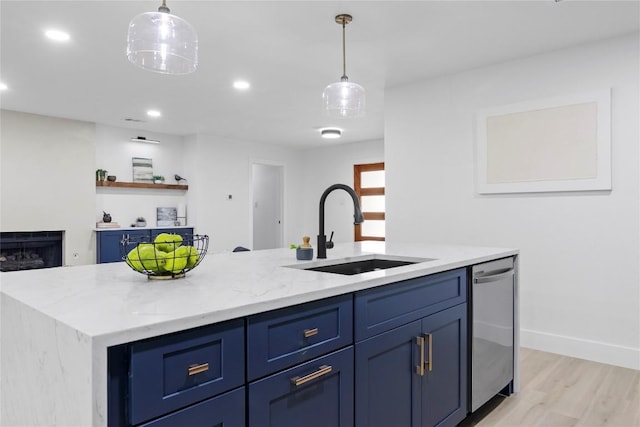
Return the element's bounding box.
[461,348,640,427]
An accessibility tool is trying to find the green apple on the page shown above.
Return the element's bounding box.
[163,246,189,273]
[185,246,200,268]
[154,233,183,252]
[126,246,145,272]
[128,243,166,273]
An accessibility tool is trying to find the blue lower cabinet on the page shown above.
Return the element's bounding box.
[421,304,468,427]
[129,319,244,425]
[138,387,245,427]
[355,320,422,427]
[248,346,354,427]
[355,304,467,427]
[247,294,353,381]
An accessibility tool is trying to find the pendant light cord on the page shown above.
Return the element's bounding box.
[341,20,347,80]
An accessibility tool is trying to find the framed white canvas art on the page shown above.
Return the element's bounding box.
[475,90,611,194]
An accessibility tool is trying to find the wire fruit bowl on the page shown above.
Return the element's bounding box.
[121,234,209,279]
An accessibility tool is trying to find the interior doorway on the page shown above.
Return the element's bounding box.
[251,163,284,250]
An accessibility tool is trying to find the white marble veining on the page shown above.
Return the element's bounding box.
[0,241,517,426]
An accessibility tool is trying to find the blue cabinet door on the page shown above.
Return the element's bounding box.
[129,319,245,425]
[247,294,353,381]
[97,230,149,263]
[139,387,245,427]
[355,320,422,427]
[248,347,354,427]
[421,304,468,427]
[355,304,468,427]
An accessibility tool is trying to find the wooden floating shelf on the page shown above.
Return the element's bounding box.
[96,181,188,190]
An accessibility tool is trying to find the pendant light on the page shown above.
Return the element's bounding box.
[323,14,365,118]
[126,0,198,75]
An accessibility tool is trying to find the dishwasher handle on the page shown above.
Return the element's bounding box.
[473,268,514,284]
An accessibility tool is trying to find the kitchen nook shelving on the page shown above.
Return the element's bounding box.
[95,181,188,190]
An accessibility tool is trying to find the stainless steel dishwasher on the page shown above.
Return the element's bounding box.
[471,257,515,412]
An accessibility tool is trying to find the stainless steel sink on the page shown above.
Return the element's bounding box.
[287,255,435,275]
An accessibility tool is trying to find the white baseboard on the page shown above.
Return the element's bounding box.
[521,328,640,370]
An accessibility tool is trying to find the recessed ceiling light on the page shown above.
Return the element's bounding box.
[321,128,342,139]
[45,29,70,42]
[146,110,161,118]
[233,80,250,90]
[0,82,8,91]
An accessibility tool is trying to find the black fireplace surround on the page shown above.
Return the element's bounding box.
[0,231,63,272]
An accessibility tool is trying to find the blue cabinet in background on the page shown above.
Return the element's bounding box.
[96,227,193,264]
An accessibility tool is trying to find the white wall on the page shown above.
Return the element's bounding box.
[385,34,640,369]
[95,124,189,228]
[0,110,96,265]
[184,134,305,253]
[299,139,384,247]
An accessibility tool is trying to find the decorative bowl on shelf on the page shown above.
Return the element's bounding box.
[120,234,209,279]
[107,175,117,182]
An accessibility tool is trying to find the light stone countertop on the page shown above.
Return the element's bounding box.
[0,241,518,426]
[1,241,516,347]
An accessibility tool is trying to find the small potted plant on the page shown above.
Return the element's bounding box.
[291,236,313,260]
[96,169,107,182]
[153,175,165,184]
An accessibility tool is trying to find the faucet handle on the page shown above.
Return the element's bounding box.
[326,231,334,249]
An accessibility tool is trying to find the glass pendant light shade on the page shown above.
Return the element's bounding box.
[323,78,366,118]
[127,9,198,75]
[323,14,365,118]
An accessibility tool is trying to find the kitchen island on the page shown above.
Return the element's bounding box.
[1,241,518,426]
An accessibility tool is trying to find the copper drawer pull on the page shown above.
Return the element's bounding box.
[303,328,319,338]
[188,363,209,376]
[290,365,332,386]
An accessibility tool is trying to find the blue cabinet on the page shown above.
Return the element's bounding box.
[421,304,468,427]
[129,319,244,425]
[138,387,245,427]
[355,320,422,427]
[247,294,352,381]
[248,347,354,427]
[108,267,473,427]
[108,318,244,427]
[354,268,468,427]
[96,227,193,263]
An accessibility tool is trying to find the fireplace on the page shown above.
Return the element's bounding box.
[0,231,63,272]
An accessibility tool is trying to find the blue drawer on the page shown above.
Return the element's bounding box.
[248,346,354,427]
[129,318,244,425]
[354,268,467,341]
[247,294,353,381]
[138,387,245,427]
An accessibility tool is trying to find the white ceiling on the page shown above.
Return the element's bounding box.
[1,1,638,147]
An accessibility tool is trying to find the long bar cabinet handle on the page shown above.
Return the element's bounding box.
[416,336,425,376]
[426,333,433,372]
[290,365,332,386]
